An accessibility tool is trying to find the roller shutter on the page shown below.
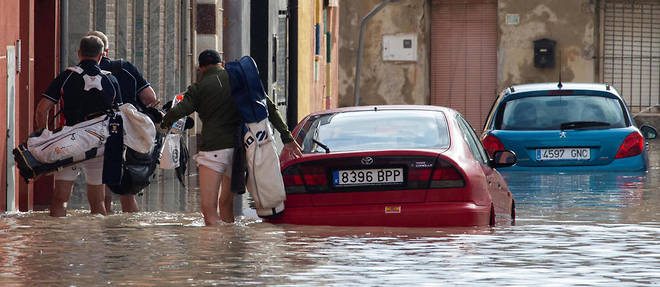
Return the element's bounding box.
[430,0,497,131]
[602,0,660,110]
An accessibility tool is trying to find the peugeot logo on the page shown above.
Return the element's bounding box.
[559,131,567,139]
[361,157,374,165]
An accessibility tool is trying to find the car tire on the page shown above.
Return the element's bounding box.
[489,204,496,226]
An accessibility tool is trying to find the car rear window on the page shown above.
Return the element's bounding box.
[297,110,450,153]
[500,95,627,130]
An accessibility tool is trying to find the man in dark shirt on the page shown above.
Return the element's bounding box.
[88,31,160,213]
[35,35,121,217]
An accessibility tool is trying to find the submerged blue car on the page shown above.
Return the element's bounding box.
[481,82,657,171]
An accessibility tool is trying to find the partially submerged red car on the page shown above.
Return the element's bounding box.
[265,105,516,227]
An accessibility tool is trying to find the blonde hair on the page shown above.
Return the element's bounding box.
[87,31,109,51]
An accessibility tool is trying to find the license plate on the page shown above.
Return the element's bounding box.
[536,148,590,161]
[333,168,404,186]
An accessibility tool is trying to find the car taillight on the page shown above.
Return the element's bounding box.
[282,165,329,193]
[429,160,464,188]
[615,131,644,159]
[481,134,504,158]
[282,166,305,193]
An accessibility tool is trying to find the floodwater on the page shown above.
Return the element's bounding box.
[1,143,660,286]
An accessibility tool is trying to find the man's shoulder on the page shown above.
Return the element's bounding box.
[111,58,139,72]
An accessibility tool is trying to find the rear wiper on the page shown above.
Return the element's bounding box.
[560,121,610,130]
[312,139,330,153]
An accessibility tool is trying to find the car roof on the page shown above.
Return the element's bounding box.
[503,82,622,99]
[305,105,455,117]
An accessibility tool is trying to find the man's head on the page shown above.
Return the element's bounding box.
[87,31,109,56]
[78,36,104,62]
[198,49,222,72]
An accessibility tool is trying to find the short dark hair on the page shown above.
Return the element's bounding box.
[198,49,222,67]
[79,36,104,58]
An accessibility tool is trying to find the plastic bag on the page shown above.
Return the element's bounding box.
[159,133,181,169]
[119,103,156,153]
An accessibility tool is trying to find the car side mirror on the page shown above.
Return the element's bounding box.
[490,150,517,168]
[640,125,657,140]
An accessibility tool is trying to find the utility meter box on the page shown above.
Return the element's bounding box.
[383,34,417,62]
[534,38,556,68]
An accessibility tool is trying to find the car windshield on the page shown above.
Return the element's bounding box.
[500,95,626,130]
[297,110,450,153]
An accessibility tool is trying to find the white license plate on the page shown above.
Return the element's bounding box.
[333,168,404,186]
[536,148,590,161]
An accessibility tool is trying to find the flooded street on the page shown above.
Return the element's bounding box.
[1,142,659,286]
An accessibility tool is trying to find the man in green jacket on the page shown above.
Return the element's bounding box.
[161,50,301,226]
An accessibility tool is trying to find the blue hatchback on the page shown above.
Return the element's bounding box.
[481,82,657,171]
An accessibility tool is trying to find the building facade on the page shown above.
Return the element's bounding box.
[1,0,341,212]
[339,0,659,131]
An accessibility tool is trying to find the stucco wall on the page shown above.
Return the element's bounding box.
[339,0,429,107]
[498,0,597,90]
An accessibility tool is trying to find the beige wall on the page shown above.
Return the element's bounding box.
[497,0,598,90]
[339,0,600,106]
[298,1,314,120]
[338,0,429,107]
[297,0,340,121]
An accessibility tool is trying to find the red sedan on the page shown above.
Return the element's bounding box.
[265,105,516,227]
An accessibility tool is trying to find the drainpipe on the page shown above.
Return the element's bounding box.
[354,0,397,106]
[287,0,298,130]
[60,0,69,70]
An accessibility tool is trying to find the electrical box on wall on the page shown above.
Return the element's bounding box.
[534,38,556,68]
[383,34,417,62]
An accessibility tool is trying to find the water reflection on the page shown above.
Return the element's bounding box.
[1,144,659,286]
[501,170,658,224]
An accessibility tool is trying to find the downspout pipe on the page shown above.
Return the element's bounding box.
[287,0,298,131]
[60,0,69,70]
[354,0,397,106]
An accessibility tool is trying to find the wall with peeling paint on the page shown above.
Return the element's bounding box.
[498,0,598,90]
[338,0,430,107]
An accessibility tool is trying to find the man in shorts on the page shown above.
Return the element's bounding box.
[161,50,302,226]
[34,35,122,217]
[88,30,160,213]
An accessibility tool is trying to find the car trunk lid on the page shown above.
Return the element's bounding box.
[493,128,634,166]
[281,150,464,207]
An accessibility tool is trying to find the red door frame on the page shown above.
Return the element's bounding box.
[30,0,61,210]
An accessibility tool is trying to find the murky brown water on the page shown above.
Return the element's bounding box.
[1,142,659,286]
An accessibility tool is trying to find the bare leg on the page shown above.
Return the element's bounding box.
[198,165,222,226]
[120,194,139,212]
[104,191,113,214]
[218,174,234,223]
[50,180,74,217]
[87,184,107,216]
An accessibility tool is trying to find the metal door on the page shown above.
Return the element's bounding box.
[601,0,660,111]
[430,0,497,132]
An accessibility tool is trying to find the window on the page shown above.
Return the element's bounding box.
[456,115,488,164]
[298,110,450,153]
[500,95,626,130]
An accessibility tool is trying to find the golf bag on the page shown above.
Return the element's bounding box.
[14,115,110,182]
[226,56,286,217]
[13,104,158,189]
